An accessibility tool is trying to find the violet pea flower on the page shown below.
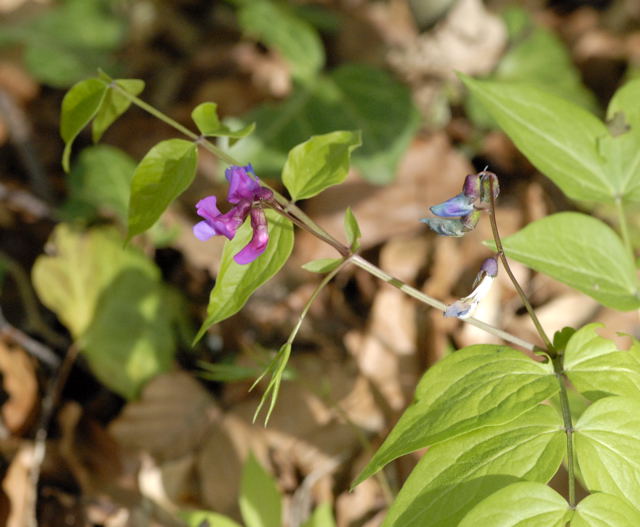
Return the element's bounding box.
[193,164,273,265]
[445,256,499,319]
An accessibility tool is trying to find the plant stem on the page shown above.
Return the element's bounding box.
[553,355,576,507]
[350,255,536,352]
[486,177,555,354]
[614,196,634,261]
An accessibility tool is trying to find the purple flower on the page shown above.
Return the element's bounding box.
[445,256,499,319]
[193,164,273,264]
[421,171,499,237]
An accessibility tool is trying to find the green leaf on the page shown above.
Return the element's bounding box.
[302,503,336,527]
[60,77,108,172]
[191,102,255,139]
[282,130,361,201]
[92,78,145,142]
[253,342,293,425]
[239,453,282,527]
[230,64,420,184]
[237,0,324,82]
[493,212,640,310]
[458,482,572,527]
[301,258,342,274]
[572,493,640,526]
[461,75,612,202]
[382,405,565,527]
[344,207,361,251]
[195,210,294,342]
[353,345,558,486]
[64,144,136,222]
[127,139,198,240]
[179,509,243,527]
[574,396,640,505]
[31,225,175,398]
[599,79,640,202]
[564,323,640,400]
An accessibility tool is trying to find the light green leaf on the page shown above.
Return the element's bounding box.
[344,207,361,251]
[31,225,175,398]
[573,493,640,526]
[574,396,640,505]
[64,144,135,222]
[353,345,558,486]
[564,323,640,400]
[382,406,565,527]
[237,0,324,82]
[302,503,336,527]
[230,64,420,184]
[92,78,145,142]
[461,76,611,202]
[179,509,243,527]
[493,212,640,310]
[191,102,255,139]
[195,210,294,342]
[253,342,293,425]
[301,258,342,274]
[458,482,571,527]
[282,130,361,201]
[239,453,282,527]
[60,77,108,171]
[127,139,198,240]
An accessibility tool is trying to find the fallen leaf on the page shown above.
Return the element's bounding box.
[0,341,37,436]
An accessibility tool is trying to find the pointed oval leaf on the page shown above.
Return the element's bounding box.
[573,492,640,527]
[282,130,361,201]
[92,78,145,142]
[127,139,198,240]
[461,75,612,202]
[383,406,565,527]
[458,482,571,527]
[564,323,640,401]
[574,396,640,505]
[353,345,558,486]
[191,102,255,139]
[60,77,108,171]
[492,212,640,310]
[344,207,361,251]
[301,258,342,274]
[240,453,282,527]
[194,210,294,342]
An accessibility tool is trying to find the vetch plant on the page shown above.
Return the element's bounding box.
[49,66,640,527]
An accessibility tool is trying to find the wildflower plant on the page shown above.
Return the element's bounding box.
[53,66,640,527]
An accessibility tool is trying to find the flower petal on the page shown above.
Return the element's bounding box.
[463,174,481,199]
[444,299,477,319]
[420,217,467,237]
[429,193,475,217]
[193,220,217,241]
[226,165,261,204]
[195,196,222,222]
[233,208,269,264]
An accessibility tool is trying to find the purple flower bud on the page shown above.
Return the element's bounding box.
[226,164,262,204]
[480,256,498,277]
[429,193,475,217]
[445,256,498,319]
[463,174,481,199]
[479,171,499,205]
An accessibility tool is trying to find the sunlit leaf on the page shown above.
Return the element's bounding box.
[179,509,242,527]
[302,503,336,527]
[572,492,640,526]
[92,78,145,142]
[383,406,565,527]
[127,139,198,241]
[353,345,558,486]
[239,453,282,527]
[343,207,361,251]
[301,258,342,274]
[191,102,255,139]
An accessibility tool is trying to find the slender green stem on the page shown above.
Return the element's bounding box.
[614,196,634,260]
[553,356,576,507]
[351,255,536,352]
[486,178,555,354]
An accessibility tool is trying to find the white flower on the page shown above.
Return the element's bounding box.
[444,257,498,319]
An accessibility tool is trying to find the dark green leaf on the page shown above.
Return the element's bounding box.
[195,210,294,342]
[492,213,640,310]
[574,396,640,505]
[60,77,108,172]
[237,0,324,81]
[461,76,611,202]
[458,482,571,527]
[573,493,640,526]
[301,258,342,274]
[239,453,282,527]
[382,406,565,527]
[564,323,640,401]
[282,130,361,201]
[353,345,558,486]
[127,139,198,240]
[92,78,145,142]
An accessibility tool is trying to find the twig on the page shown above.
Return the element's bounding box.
[0,307,60,368]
